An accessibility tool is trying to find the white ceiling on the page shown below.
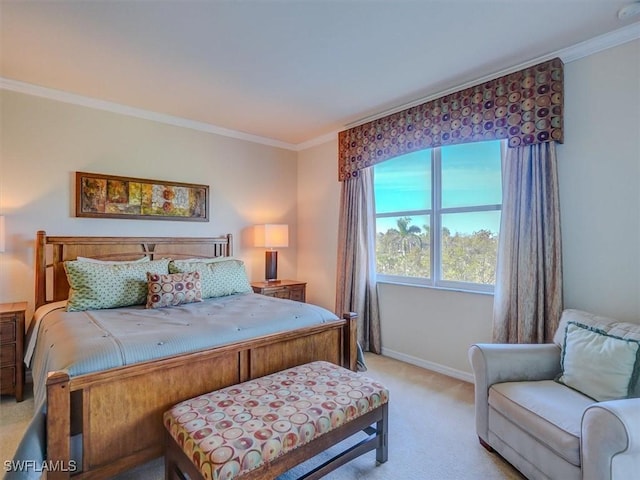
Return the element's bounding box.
[1,1,639,148]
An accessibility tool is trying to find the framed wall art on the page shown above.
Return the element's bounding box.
[75,172,209,221]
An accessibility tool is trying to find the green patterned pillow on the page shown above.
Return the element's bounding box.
[64,258,171,312]
[208,260,253,297]
[169,258,252,298]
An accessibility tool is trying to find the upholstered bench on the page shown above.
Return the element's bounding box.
[164,361,389,480]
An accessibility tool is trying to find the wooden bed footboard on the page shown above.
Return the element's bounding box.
[46,315,357,480]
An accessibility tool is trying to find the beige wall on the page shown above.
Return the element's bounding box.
[297,39,640,379]
[0,90,298,323]
[296,141,341,311]
[558,39,640,322]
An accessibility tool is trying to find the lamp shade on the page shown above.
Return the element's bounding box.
[0,216,5,253]
[254,224,289,248]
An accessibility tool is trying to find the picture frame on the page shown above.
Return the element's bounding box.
[75,172,209,221]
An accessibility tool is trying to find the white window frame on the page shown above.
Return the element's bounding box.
[374,141,504,294]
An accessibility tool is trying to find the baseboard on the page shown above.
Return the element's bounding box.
[381,348,474,383]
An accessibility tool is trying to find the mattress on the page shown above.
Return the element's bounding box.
[26,293,339,407]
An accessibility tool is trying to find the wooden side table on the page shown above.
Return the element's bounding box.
[0,301,27,402]
[251,280,306,303]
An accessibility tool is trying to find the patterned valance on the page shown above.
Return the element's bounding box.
[338,58,563,181]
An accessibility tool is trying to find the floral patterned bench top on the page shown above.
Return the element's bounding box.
[164,360,389,479]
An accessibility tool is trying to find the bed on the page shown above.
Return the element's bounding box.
[27,231,357,480]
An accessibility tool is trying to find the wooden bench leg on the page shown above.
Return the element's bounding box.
[295,405,389,480]
[376,403,389,464]
[479,436,494,452]
[165,429,203,480]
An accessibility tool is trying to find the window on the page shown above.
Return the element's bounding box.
[373,140,503,292]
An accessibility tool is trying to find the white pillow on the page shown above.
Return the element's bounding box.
[169,256,240,265]
[558,321,640,401]
[77,256,150,264]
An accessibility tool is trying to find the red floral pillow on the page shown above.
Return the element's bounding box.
[146,271,203,309]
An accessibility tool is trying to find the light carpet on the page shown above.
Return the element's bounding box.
[1,354,524,479]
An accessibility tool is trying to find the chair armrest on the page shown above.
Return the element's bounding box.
[582,398,640,480]
[469,343,562,386]
[468,343,562,441]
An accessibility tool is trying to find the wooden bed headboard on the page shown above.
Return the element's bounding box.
[35,230,233,308]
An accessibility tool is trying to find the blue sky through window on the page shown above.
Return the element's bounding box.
[374,150,431,214]
[375,141,502,235]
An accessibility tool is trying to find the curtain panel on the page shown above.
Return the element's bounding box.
[338,58,563,181]
[493,142,563,344]
[335,168,382,354]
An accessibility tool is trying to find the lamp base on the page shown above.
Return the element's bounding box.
[265,250,278,282]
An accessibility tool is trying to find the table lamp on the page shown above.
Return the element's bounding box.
[254,224,288,282]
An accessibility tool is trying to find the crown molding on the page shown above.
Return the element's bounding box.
[2,23,638,152]
[294,131,339,151]
[0,77,298,151]
[557,21,640,62]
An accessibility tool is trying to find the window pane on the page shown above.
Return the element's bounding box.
[374,150,431,214]
[441,141,502,209]
[376,215,430,278]
[441,211,500,285]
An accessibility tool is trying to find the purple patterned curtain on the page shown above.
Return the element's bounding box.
[338,58,563,181]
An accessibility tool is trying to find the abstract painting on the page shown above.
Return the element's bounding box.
[76,172,208,221]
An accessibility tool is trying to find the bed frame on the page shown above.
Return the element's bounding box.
[34,231,357,480]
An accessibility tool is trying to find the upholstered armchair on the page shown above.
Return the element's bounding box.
[469,309,640,480]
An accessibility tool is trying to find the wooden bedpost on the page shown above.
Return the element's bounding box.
[46,371,72,480]
[35,230,47,309]
[342,312,358,371]
[226,233,233,257]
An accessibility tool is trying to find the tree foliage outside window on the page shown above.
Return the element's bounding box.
[374,141,502,292]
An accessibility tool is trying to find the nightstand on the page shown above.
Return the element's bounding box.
[0,301,27,402]
[251,280,306,303]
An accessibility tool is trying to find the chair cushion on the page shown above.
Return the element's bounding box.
[489,380,594,466]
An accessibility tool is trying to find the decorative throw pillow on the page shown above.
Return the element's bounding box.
[558,321,640,401]
[146,271,202,309]
[64,258,170,312]
[169,258,252,298]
